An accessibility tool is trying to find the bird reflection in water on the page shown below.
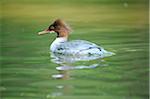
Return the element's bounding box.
[51,52,109,79]
[48,52,111,98]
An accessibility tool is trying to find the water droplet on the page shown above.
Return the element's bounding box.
[124,2,128,8]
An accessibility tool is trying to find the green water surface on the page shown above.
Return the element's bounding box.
[1,0,149,99]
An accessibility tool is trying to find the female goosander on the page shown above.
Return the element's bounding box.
[38,19,114,58]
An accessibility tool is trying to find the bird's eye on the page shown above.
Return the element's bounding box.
[51,26,55,29]
[49,25,55,30]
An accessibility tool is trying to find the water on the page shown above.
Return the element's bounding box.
[1,0,149,99]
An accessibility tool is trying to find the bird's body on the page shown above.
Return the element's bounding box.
[38,19,114,59]
[50,37,113,57]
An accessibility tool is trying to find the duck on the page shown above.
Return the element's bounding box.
[38,19,114,58]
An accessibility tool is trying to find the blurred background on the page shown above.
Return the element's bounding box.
[1,0,149,99]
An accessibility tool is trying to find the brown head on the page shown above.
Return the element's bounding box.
[38,19,71,38]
